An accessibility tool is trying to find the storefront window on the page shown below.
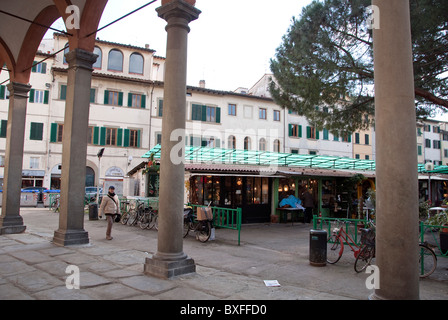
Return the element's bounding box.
[235,177,243,206]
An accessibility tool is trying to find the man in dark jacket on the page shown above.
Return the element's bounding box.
[302,188,314,223]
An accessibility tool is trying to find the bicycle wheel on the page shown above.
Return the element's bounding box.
[327,234,343,264]
[183,219,192,238]
[419,244,437,278]
[196,221,211,243]
[121,212,129,225]
[127,210,138,226]
[148,212,158,230]
[354,245,375,273]
[139,212,150,229]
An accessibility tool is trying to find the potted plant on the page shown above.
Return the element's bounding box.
[426,210,448,254]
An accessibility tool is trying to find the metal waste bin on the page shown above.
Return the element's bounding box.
[309,229,327,267]
[89,203,98,220]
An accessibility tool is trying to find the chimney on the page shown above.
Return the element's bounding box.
[199,80,206,88]
[145,44,150,49]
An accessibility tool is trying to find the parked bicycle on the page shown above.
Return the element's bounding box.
[50,194,60,212]
[354,228,376,273]
[138,204,158,231]
[183,206,212,243]
[418,242,437,278]
[327,220,364,265]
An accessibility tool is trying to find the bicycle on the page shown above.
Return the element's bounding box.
[326,220,363,264]
[138,205,158,230]
[354,228,376,273]
[183,206,212,243]
[50,194,60,212]
[418,242,437,278]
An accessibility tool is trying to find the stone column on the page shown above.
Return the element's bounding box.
[144,0,200,279]
[371,0,419,299]
[0,82,31,235]
[53,49,97,246]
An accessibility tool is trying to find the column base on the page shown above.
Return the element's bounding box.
[0,216,26,235]
[53,229,89,247]
[144,255,196,279]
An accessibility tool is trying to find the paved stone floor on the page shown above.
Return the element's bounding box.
[0,208,447,304]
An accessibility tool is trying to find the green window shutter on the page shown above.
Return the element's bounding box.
[0,85,5,99]
[288,124,293,137]
[117,128,123,147]
[215,107,221,123]
[192,104,201,120]
[31,61,37,73]
[93,127,99,145]
[355,133,360,144]
[141,95,146,109]
[158,100,163,117]
[298,125,302,138]
[90,88,96,103]
[41,62,47,74]
[348,133,352,143]
[137,130,141,148]
[306,126,311,139]
[100,127,106,146]
[123,129,130,147]
[418,145,422,156]
[30,122,43,140]
[118,92,123,106]
[104,90,109,105]
[127,93,133,107]
[201,105,207,122]
[323,129,329,140]
[316,130,320,140]
[0,119,7,138]
[29,89,35,103]
[43,90,49,104]
[60,85,67,100]
[50,123,58,142]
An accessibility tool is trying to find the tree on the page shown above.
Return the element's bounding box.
[269,0,448,133]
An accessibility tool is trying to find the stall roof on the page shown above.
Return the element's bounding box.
[142,144,448,176]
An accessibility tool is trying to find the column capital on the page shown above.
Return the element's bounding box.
[157,0,201,32]
[7,82,31,99]
[65,48,98,72]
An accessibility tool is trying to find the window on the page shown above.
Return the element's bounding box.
[104,90,123,106]
[0,119,7,138]
[259,108,267,120]
[106,128,117,146]
[425,139,431,148]
[228,104,236,116]
[128,93,146,108]
[29,89,49,104]
[50,123,64,143]
[273,110,280,121]
[157,99,163,117]
[259,138,266,151]
[0,85,9,99]
[87,126,94,144]
[418,145,422,156]
[424,124,431,132]
[433,140,441,149]
[129,129,141,148]
[365,134,370,145]
[288,124,302,138]
[30,122,44,141]
[228,135,236,149]
[30,157,39,169]
[191,104,221,123]
[129,53,144,74]
[306,126,319,139]
[244,137,251,150]
[31,61,46,74]
[355,133,360,144]
[108,49,123,71]
[273,139,280,153]
[93,46,102,69]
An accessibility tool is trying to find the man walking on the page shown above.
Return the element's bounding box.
[99,186,119,240]
[302,188,314,224]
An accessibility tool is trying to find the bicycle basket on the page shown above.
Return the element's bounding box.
[360,228,375,246]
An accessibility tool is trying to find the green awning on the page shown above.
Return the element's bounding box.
[143,144,448,174]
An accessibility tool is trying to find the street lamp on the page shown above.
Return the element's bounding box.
[97,148,105,204]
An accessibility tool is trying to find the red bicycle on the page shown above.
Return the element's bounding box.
[326,221,363,264]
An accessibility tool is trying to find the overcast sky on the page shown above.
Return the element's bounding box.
[48,0,311,91]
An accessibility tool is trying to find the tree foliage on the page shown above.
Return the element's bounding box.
[269,0,448,133]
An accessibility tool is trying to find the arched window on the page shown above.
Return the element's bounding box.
[129,53,144,74]
[93,46,102,69]
[227,135,236,149]
[273,139,281,153]
[108,49,123,71]
[244,137,251,150]
[259,138,266,151]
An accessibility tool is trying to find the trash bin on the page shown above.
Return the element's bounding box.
[309,229,327,267]
[89,203,98,220]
